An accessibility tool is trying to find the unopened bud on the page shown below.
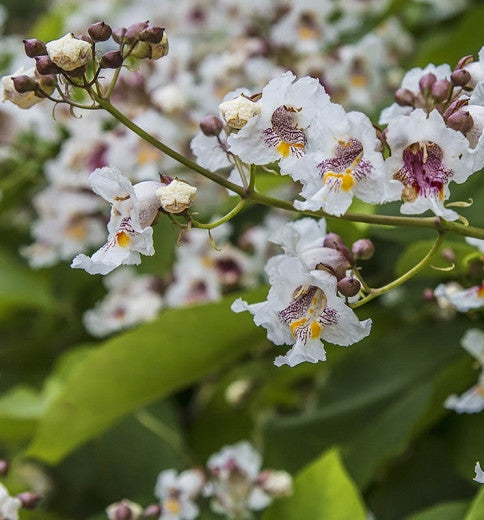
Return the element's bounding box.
[394,88,415,107]
[88,21,112,42]
[0,460,9,476]
[139,26,165,44]
[334,243,354,265]
[100,50,123,69]
[450,69,471,87]
[422,288,435,302]
[441,247,456,263]
[419,72,437,93]
[431,79,451,101]
[219,95,261,129]
[456,55,474,70]
[304,247,351,280]
[35,56,61,75]
[323,232,344,249]
[112,27,127,44]
[106,500,142,520]
[148,32,169,60]
[12,75,38,93]
[23,39,47,58]
[124,21,149,44]
[257,470,293,497]
[65,64,87,78]
[156,179,197,214]
[447,110,474,134]
[337,277,361,297]
[352,238,374,260]
[17,492,42,510]
[200,115,223,136]
[143,504,162,518]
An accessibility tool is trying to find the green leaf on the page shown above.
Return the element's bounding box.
[466,489,484,520]
[404,501,469,520]
[263,449,366,520]
[25,288,266,464]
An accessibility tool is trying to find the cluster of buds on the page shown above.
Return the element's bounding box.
[1,20,168,110]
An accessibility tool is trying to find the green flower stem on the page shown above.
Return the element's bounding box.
[189,198,248,229]
[92,95,484,240]
[351,232,446,309]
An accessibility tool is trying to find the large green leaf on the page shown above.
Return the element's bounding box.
[25,289,266,464]
[262,449,366,520]
[404,501,469,520]
[466,489,484,520]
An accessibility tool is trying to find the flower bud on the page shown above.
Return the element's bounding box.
[0,460,9,476]
[257,470,293,497]
[106,500,142,520]
[35,56,61,75]
[455,54,474,70]
[147,32,169,60]
[431,79,451,101]
[46,33,92,72]
[65,64,87,78]
[450,68,471,87]
[422,288,435,302]
[124,21,149,44]
[12,75,39,93]
[156,179,197,214]
[323,232,344,249]
[200,115,224,136]
[16,492,42,510]
[100,50,124,69]
[112,27,127,44]
[302,247,351,279]
[138,26,165,44]
[219,95,261,129]
[334,243,354,265]
[88,21,112,42]
[446,110,474,134]
[23,38,47,58]
[337,277,361,297]
[419,72,437,93]
[352,238,375,260]
[441,247,456,263]
[143,504,161,518]
[394,88,415,107]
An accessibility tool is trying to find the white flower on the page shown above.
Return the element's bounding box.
[0,483,21,520]
[154,469,204,520]
[385,109,473,221]
[83,268,163,337]
[1,66,43,109]
[466,237,484,253]
[445,329,484,414]
[46,32,92,71]
[285,105,400,215]
[232,256,371,367]
[227,72,330,168]
[71,167,161,275]
[435,282,484,312]
[475,462,484,483]
[156,179,197,214]
[219,95,261,129]
[190,129,232,171]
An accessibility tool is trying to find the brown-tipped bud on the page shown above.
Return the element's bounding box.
[334,243,354,265]
[124,21,150,44]
[35,56,61,75]
[419,72,437,93]
[88,21,112,42]
[450,68,471,87]
[323,232,344,249]
[12,75,39,93]
[200,115,223,136]
[441,247,456,263]
[17,492,42,510]
[112,27,127,44]
[143,504,162,518]
[422,288,435,302]
[394,88,415,107]
[77,34,92,44]
[0,460,9,476]
[352,238,375,260]
[431,79,451,101]
[65,64,87,78]
[100,50,123,69]
[23,38,47,58]
[447,110,474,134]
[337,277,361,298]
[139,26,165,44]
[455,54,474,70]
[115,504,134,520]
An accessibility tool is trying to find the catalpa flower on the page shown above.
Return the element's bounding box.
[227,72,330,167]
[285,105,400,215]
[71,167,162,275]
[385,109,473,221]
[232,256,371,367]
[434,281,484,312]
[445,329,484,414]
[0,483,21,520]
[475,462,484,484]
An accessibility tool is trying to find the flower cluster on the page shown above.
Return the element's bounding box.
[105,441,292,520]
